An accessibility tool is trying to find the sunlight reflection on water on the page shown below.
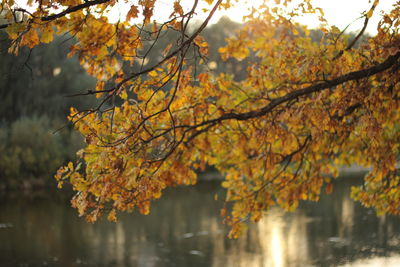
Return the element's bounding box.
[340,255,400,267]
[1,177,400,266]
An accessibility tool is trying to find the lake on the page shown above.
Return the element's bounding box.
[1,174,400,267]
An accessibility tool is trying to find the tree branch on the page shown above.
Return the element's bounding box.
[114,0,223,90]
[187,50,400,138]
[42,0,110,21]
[0,0,110,29]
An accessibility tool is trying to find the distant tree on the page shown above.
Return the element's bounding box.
[0,33,96,121]
[0,33,96,186]
[1,0,400,237]
[0,115,86,187]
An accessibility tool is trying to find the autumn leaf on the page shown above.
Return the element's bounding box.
[126,5,139,21]
[2,0,400,238]
[325,183,333,195]
[21,29,40,48]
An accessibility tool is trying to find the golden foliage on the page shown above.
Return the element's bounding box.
[2,0,400,238]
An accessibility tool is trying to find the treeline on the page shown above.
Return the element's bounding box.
[0,33,97,188]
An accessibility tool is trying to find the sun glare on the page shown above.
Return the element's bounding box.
[214,0,397,34]
[178,0,397,35]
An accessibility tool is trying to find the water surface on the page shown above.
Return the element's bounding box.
[1,176,400,267]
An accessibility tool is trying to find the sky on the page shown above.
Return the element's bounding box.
[14,0,398,35]
[112,0,398,35]
[200,0,398,35]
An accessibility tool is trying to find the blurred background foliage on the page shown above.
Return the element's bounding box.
[0,17,243,189]
[0,30,97,188]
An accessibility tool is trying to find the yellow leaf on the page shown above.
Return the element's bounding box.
[148,70,158,77]
[68,161,74,170]
[173,1,183,16]
[120,90,128,100]
[21,29,39,49]
[107,209,117,222]
[366,9,373,19]
[40,25,54,43]
[126,5,139,21]
[5,22,25,40]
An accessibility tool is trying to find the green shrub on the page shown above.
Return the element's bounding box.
[0,116,84,188]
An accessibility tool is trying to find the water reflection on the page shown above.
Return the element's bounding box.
[340,255,400,267]
[1,177,400,266]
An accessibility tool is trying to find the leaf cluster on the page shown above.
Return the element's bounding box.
[2,0,400,237]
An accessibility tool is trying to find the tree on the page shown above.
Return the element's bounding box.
[0,33,96,121]
[0,32,98,187]
[1,0,400,237]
